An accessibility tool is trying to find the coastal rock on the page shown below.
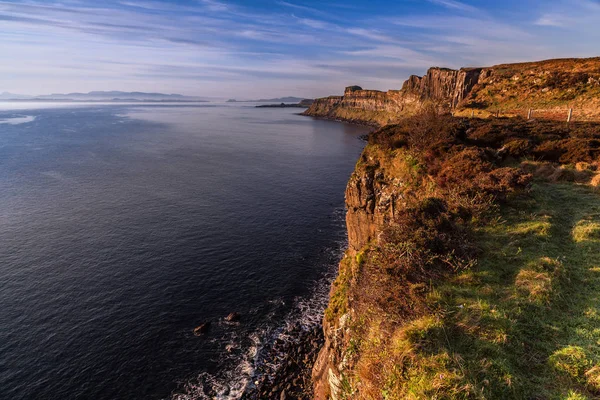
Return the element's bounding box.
[193,322,211,335]
[242,323,324,400]
[224,312,241,322]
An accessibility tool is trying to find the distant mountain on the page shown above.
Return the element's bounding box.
[0,92,33,100]
[36,91,207,101]
[0,91,208,102]
[227,97,306,103]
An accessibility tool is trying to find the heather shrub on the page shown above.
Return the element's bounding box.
[436,147,493,188]
[358,197,474,318]
[546,71,590,89]
[532,140,565,162]
[560,139,600,163]
[466,124,506,146]
[369,108,465,152]
[480,167,533,198]
[533,139,600,163]
[502,138,533,158]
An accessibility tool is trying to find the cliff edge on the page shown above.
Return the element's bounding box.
[314,114,600,399]
[303,57,600,126]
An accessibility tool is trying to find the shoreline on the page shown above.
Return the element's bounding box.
[240,117,370,399]
[298,111,380,128]
[241,325,324,399]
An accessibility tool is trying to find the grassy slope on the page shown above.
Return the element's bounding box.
[387,181,600,399]
[455,58,600,120]
[327,115,600,399]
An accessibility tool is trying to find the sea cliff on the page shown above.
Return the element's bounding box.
[303,57,600,126]
[312,113,600,399]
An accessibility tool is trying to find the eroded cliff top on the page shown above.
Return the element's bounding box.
[304,56,600,126]
[318,112,600,399]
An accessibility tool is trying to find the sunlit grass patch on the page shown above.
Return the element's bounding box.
[549,346,591,382]
[514,257,563,304]
[400,315,444,347]
[515,269,553,303]
[572,219,600,242]
[510,219,552,237]
[565,390,590,400]
[585,365,600,392]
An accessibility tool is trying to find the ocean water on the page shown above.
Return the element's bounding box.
[0,103,368,399]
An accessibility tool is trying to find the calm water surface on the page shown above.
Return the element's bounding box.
[0,103,367,399]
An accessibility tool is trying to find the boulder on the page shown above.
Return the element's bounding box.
[193,322,211,335]
[225,312,241,322]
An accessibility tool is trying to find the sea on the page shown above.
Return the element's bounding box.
[0,102,368,399]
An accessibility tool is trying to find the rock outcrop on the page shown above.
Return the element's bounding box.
[303,57,600,125]
[313,147,406,399]
[309,57,600,399]
[401,67,482,108]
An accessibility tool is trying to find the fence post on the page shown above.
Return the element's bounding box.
[527,108,532,120]
[471,110,474,118]
[567,108,573,123]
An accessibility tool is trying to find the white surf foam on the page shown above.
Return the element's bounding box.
[169,207,348,400]
[0,115,36,125]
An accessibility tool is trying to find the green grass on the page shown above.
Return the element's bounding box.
[404,182,600,399]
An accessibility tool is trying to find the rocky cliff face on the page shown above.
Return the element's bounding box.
[303,67,481,126]
[304,85,420,126]
[304,57,600,125]
[401,67,482,108]
[312,148,406,399]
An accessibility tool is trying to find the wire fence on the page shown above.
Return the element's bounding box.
[470,108,576,122]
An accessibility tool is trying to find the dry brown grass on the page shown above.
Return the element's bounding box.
[585,366,600,393]
[515,269,553,303]
[590,174,600,187]
[327,111,600,399]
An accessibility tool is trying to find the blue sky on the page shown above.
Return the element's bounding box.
[1,0,599,98]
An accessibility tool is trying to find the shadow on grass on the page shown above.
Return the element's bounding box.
[421,182,600,399]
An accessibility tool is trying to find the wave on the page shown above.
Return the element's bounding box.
[0,115,36,125]
[170,208,347,400]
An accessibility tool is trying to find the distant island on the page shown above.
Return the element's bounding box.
[0,91,209,102]
[255,99,314,108]
[227,96,306,103]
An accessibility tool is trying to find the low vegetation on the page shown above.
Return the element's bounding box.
[327,111,600,399]
[456,58,600,119]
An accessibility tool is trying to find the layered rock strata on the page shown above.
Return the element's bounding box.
[304,57,600,125]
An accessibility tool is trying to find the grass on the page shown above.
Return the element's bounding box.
[324,115,600,399]
[389,182,600,399]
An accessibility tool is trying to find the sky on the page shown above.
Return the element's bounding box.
[1,0,599,99]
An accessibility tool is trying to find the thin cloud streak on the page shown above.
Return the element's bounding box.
[0,0,598,98]
[426,0,479,13]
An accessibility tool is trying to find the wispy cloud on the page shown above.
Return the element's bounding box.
[0,0,598,98]
[535,15,570,27]
[346,28,400,44]
[197,0,230,12]
[426,0,479,13]
[278,1,321,14]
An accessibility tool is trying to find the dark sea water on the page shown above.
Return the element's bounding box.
[0,103,368,399]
